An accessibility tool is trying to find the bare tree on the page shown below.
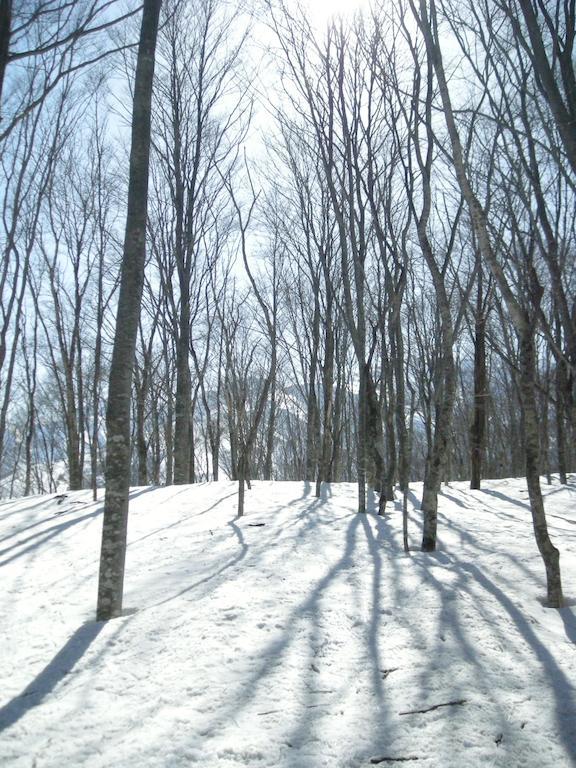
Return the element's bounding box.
[410,0,563,606]
[97,0,162,622]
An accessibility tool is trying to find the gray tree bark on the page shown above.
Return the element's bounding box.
[414,0,563,605]
[96,0,162,622]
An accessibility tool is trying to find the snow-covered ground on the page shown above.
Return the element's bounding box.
[1,478,575,767]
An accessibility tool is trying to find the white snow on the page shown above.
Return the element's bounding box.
[1,478,575,767]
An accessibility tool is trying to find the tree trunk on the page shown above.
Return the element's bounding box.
[421,351,456,550]
[305,292,321,483]
[520,330,563,606]
[226,385,238,481]
[264,354,277,481]
[135,370,148,486]
[23,324,37,497]
[414,0,563,604]
[213,356,222,481]
[316,303,334,497]
[470,272,487,490]
[357,362,367,513]
[237,454,246,517]
[151,395,161,485]
[366,365,385,512]
[173,296,191,484]
[556,356,569,485]
[96,0,161,622]
[0,0,10,113]
[393,312,409,493]
[383,352,396,503]
[165,396,174,485]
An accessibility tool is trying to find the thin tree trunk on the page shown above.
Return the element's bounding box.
[237,454,246,517]
[383,350,396,503]
[470,271,487,490]
[173,297,191,484]
[213,356,222,480]
[414,0,563,605]
[0,0,10,112]
[23,322,37,496]
[556,355,568,485]
[135,369,148,485]
[421,351,456,550]
[264,374,277,481]
[394,311,409,494]
[357,362,367,513]
[316,300,334,497]
[91,284,103,501]
[151,394,161,485]
[520,330,562,604]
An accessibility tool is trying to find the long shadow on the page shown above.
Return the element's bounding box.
[0,500,95,546]
[482,488,531,511]
[437,514,543,587]
[0,486,185,565]
[0,486,159,550]
[480,489,575,539]
[0,621,104,733]
[279,512,375,764]
[439,489,473,510]
[197,491,237,516]
[150,518,249,608]
[128,486,160,502]
[541,483,576,498]
[204,513,363,743]
[129,492,238,550]
[407,488,421,511]
[0,508,102,566]
[0,496,55,522]
[359,513,386,707]
[459,560,576,765]
[547,513,576,527]
[286,481,313,509]
[385,489,572,762]
[407,551,521,765]
[559,608,576,645]
[280,492,332,541]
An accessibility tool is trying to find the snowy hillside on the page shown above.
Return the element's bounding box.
[1,479,575,767]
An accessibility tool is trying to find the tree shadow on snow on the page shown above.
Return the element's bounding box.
[149,518,249,608]
[187,509,397,764]
[0,621,104,733]
[559,607,576,645]
[413,549,576,765]
[0,507,103,566]
[461,560,576,764]
[481,488,531,511]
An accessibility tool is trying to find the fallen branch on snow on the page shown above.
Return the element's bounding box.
[381,667,399,679]
[399,699,467,716]
[370,757,420,764]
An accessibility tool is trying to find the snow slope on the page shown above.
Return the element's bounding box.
[1,478,575,767]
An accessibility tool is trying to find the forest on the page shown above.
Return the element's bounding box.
[1,0,574,614]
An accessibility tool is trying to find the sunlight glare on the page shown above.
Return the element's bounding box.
[306,0,370,26]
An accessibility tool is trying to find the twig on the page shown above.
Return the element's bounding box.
[370,757,420,764]
[381,667,399,679]
[399,699,467,716]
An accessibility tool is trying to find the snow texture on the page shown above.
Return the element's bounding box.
[1,478,575,767]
